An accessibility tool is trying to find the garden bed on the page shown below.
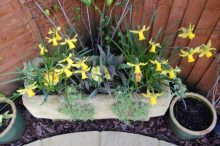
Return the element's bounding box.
[6,99,220,146]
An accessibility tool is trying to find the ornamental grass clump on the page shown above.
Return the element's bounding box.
[0,0,216,121]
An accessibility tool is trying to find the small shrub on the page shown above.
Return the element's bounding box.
[112,87,150,122]
[60,86,94,121]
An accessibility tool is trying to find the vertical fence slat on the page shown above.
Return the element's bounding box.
[178,0,220,80]
[162,0,189,58]
[151,0,173,41]
[169,0,207,67]
[186,19,220,89]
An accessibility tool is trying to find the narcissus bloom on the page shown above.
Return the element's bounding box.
[127,62,147,82]
[58,54,74,66]
[150,60,168,72]
[46,27,62,46]
[72,57,90,80]
[104,66,111,80]
[142,89,163,105]
[178,23,195,40]
[60,35,78,49]
[179,47,200,62]
[17,82,37,97]
[149,39,161,53]
[198,40,216,58]
[130,25,150,41]
[44,71,59,86]
[55,64,73,78]
[161,67,181,79]
[91,66,103,83]
[39,44,48,56]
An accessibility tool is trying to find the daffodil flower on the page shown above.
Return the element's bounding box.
[72,57,89,70]
[39,44,48,56]
[43,71,59,86]
[179,47,200,62]
[150,60,168,72]
[60,35,78,49]
[55,64,73,78]
[142,89,164,105]
[17,82,37,97]
[46,27,62,46]
[127,62,147,82]
[149,39,161,53]
[91,66,103,83]
[178,23,195,40]
[72,57,90,80]
[74,67,90,80]
[104,66,111,80]
[161,67,181,79]
[198,40,216,58]
[130,25,150,41]
[58,54,74,66]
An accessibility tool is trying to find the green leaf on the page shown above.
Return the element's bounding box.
[106,0,113,6]
[44,9,50,16]
[81,0,93,7]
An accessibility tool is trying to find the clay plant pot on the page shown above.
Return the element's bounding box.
[0,97,25,144]
[169,92,217,139]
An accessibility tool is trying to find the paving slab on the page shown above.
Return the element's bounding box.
[24,131,177,146]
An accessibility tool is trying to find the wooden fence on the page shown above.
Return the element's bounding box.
[0,0,220,95]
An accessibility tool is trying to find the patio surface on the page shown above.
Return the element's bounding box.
[24,131,176,146]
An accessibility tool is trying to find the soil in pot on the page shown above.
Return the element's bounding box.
[0,103,12,133]
[174,98,213,131]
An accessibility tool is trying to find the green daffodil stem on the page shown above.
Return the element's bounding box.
[86,6,94,50]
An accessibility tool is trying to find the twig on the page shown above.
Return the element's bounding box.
[111,0,131,40]
[58,0,84,48]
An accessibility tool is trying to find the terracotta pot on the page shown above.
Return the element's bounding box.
[169,92,217,139]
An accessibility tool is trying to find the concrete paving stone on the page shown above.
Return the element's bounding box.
[41,131,100,146]
[24,140,42,146]
[101,131,159,146]
[159,140,177,146]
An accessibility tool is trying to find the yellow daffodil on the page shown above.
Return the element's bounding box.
[39,44,48,56]
[127,62,147,82]
[149,39,161,53]
[150,60,168,72]
[161,67,181,79]
[142,89,164,105]
[72,57,90,80]
[58,54,74,66]
[72,57,89,70]
[55,64,73,78]
[130,25,150,41]
[17,82,37,97]
[60,35,78,49]
[43,71,59,86]
[178,23,195,40]
[91,66,103,83]
[74,67,90,80]
[46,27,62,46]
[199,40,216,58]
[104,66,111,80]
[179,47,200,62]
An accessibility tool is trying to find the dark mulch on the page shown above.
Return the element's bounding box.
[5,100,220,146]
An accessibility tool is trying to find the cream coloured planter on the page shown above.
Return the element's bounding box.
[22,87,173,121]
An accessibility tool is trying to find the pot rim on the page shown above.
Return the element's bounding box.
[0,97,16,137]
[169,92,217,136]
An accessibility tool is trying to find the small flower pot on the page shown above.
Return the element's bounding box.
[169,92,217,139]
[0,97,25,144]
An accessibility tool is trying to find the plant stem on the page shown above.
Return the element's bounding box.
[86,6,94,51]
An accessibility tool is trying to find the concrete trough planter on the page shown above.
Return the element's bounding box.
[22,87,172,121]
